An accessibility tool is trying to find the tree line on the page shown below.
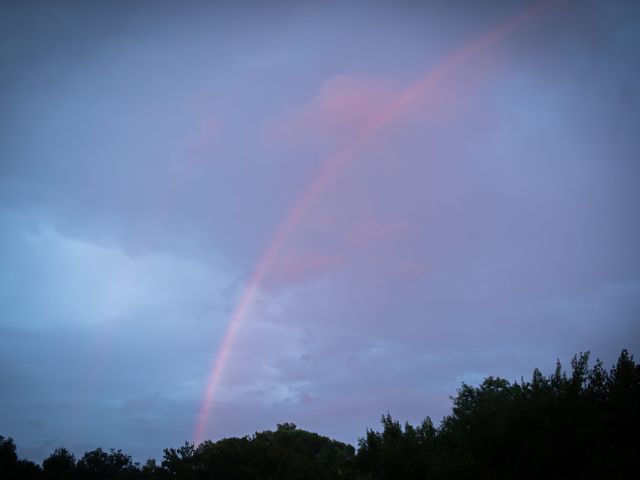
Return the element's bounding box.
[1,349,637,479]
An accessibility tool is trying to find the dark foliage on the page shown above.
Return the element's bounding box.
[0,436,42,479]
[2,349,637,479]
[356,350,639,480]
[42,447,75,480]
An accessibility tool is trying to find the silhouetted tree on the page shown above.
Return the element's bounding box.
[76,448,138,480]
[43,447,76,480]
[161,442,199,479]
[0,436,42,479]
[2,348,637,480]
[0,436,18,472]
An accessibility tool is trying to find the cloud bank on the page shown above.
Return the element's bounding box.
[1,0,639,463]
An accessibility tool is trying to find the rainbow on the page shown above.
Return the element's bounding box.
[194,0,557,444]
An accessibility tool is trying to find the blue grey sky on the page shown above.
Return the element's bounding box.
[1,0,639,463]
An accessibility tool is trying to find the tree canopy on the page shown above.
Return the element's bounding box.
[2,349,638,479]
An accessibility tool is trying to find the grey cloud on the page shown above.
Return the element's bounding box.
[1,0,639,465]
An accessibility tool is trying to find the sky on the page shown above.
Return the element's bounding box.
[1,0,639,464]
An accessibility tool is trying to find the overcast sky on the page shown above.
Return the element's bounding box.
[1,0,639,464]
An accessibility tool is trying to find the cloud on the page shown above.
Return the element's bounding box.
[264,74,396,155]
[1,0,639,464]
[189,0,640,443]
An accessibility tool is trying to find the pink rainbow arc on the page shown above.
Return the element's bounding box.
[194,0,557,445]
